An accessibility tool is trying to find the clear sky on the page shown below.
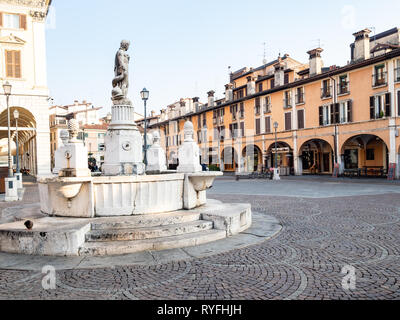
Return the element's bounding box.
[46,0,400,117]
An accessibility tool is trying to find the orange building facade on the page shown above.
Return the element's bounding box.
[149,27,400,178]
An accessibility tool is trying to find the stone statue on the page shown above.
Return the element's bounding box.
[112,40,131,104]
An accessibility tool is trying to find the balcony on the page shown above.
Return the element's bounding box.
[321,86,332,99]
[295,93,305,105]
[283,98,292,109]
[395,68,400,82]
[372,72,387,87]
[338,82,349,95]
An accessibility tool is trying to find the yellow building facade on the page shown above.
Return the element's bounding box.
[150,27,400,178]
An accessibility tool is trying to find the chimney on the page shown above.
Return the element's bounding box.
[179,99,186,114]
[274,56,285,86]
[307,48,324,76]
[193,97,200,112]
[246,76,256,95]
[151,110,156,117]
[225,83,233,102]
[74,100,79,105]
[207,91,215,108]
[352,28,371,61]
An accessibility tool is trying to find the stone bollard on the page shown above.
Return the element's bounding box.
[146,131,167,173]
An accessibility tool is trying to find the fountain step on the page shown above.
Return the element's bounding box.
[90,211,201,230]
[79,229,227,256]
[86,220,214,242]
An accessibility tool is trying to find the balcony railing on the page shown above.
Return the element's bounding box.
[283,98,292,109]
[321,86,332,99]
[338,82,349,95]
[372,72,387,87]
[395,68,400,82]
[295,93,304,104]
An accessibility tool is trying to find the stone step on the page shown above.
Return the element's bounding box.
[86,220,214,242]
[90,211,201,230]
[79,229,227,256]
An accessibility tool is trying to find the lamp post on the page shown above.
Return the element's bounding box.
[3,81,13,178]
[13,109,20,174]
[273,121,280,180]
[140,88,149,166]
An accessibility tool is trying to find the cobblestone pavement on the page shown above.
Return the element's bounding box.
[1,178,400,300]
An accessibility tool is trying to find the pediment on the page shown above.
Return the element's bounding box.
[0,34,26,45]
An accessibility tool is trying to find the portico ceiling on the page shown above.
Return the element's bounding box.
[0,107,37,143]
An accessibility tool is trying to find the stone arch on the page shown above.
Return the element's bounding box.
[299,139,334,174]
[340,134,389,175]
[242,144,262,172]
[0,107,37,174]
[266,141,294,175]
[221,146,238,172]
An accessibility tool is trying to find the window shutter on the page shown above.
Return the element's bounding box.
[14,51,21,78]
[240,122,244,137]
[347,100,353,123]
[271,79,275,88]
[330,104,334,124]
[20,14,27,30]
[398,91,400,116]
[319,106,323,126]
[229,124,233,138]
[335,103,340,124]
[265,117,271,133]
[297,109,304,129]
[385,93,391,117]
[255,119,261,135]
[6,51,13,78]
[370,96,375,119]
[285,113,292,131]
[284,73,289,84]
[0,13,3,27]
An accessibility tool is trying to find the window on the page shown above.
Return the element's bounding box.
[255,118,261,135]
[339,100,353,123]
[283,91,291,108]
[295,87,304,104]
[1,13,27,30]
[370,93,391,119]
[366,149,375,161]
[395,59,400,82]
[338,75,349,95]
[98,143,105,151]
[265,117,271,133]
[239,103,245,118]
[285,112,292,131]
[5,50,21,78]
[398,91,400,117]
[255,97,261,115]
[240,122,245,137]
[284,73,289,85]
[264,96,271,113]
[258,82,263,93]
[319,105,331,126]
[297,109,305,129]
[373,64,387,87]
[270,79,275,89]
[321,80,331,98]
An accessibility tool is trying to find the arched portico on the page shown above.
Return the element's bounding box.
[266,141,293,175]
[221,146,238,172]
[242,144,262,172]
[299,139,334,175]
[340,134,389,177]
[0,107,37,175]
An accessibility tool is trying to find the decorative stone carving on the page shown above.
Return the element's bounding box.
[147,131,167,173]
[112,40,131,105]
[177,121,202,173]
[29,10,46,21]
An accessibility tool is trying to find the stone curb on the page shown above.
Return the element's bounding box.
[0,211,282,271]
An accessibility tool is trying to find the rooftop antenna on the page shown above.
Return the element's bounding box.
[262,42,267,65]
[311,39,324,48]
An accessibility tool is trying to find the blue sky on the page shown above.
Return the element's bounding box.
[46,0,400,117]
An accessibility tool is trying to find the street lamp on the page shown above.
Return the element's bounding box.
[273,121,280,180]
[13,109,20,174]
[3,81,13,178]
[140,88,150,166]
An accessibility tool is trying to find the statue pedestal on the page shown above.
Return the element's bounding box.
[103,104,145,176]
[59,142,91,178]
[147,132,167,173]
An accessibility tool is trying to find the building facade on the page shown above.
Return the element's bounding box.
[49,100,108,171]
[149,27,400,178]
[0,0,52,176]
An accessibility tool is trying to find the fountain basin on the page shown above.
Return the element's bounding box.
[188,172,223,192]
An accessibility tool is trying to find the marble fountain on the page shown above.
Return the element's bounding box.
[0,40,252,257]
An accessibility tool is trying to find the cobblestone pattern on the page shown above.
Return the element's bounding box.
[1,191,400,300]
